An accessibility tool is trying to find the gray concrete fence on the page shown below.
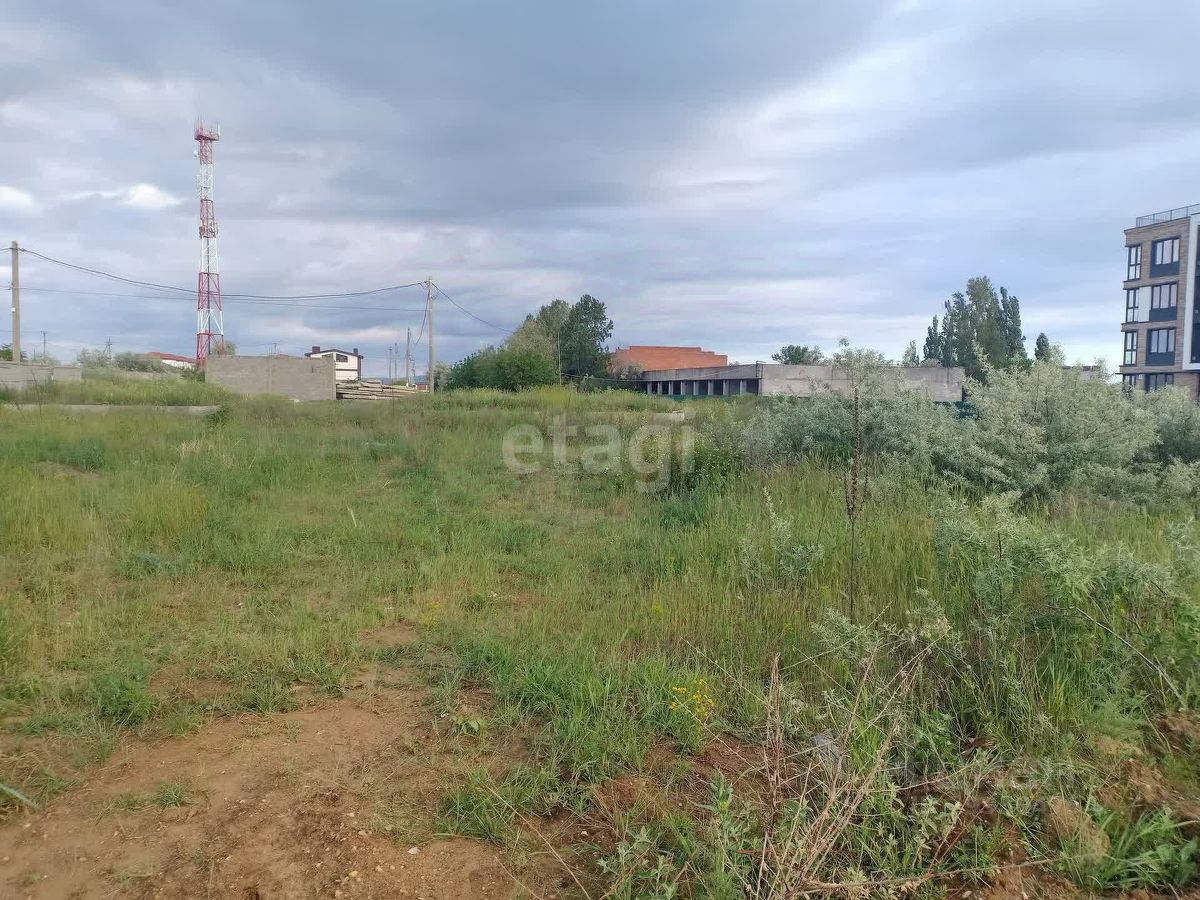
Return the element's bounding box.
[0,361,83,391]
[206,355,335,401]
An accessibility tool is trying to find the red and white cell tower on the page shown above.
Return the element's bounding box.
[194,120,225,362]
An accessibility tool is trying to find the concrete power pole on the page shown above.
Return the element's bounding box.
[426,280,435,393]
[9,241,20,362]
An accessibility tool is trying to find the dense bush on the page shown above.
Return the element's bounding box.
[743,357,1200,504]
[445,346,558,391]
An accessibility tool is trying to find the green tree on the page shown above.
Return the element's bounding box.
[922,316,941,364]
[561,294,613,378]
[507,298,571,381]
[446,347,499,389]
[114,352,169,373]
[998,287,1028,367]
[1034,332,1052,362]
[493,347,558,391]
[445,345,558,392]
[772,344,825,365]
[923,277,1026,380]
[900,341,921,367]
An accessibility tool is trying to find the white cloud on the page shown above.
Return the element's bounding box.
[0,185,38,212]
[119,183,183,210]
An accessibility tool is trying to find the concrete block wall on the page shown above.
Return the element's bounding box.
[761,365,965,402]
[206,355,335,401]
[0,362,83,391]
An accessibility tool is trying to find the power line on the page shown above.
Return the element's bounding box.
[412,304,429,347]
[433,284,511,332]
[18,247,427,301]
[16,286,426,313]
[18,248,194,295]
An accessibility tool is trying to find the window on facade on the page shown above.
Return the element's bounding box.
[1146,373,1175,391]
[1153,237,1180,266]
[1121,374,1138,391]
[335,353,349,362]
[1125,289,1140,322]
[1148,327,1176,355]
[1123,330,1138,365]
[1150,282,1178,310]
[1127,244,1142,279]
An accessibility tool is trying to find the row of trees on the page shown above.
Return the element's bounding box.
[446,295,614,391]
[771,277,1055,382]
[919,276,1029,379]
[446,276,1056,392]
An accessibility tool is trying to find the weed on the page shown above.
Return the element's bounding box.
[109,780,202,812]
[88,670,156,728]
[1057,802,1197,891]
[439,766,561,845]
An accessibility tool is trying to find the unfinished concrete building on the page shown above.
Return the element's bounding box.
[640,363,965,403]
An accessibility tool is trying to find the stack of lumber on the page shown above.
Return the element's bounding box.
[336,379,423,401]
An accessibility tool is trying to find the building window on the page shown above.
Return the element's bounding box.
[1153,237,1180,266]
[1151,237,1180,276]
[1147,327,1175,355]
[1146,373,1175,391]
[1127,244,1142,280]
[1121,374,1138,391]
[1149,282,1178,322]
[335,353,349,362]
[1150,282,1178,309]
[1123,330,1138,366]
[1125,288,1140,322]
[1146,327,1176,364]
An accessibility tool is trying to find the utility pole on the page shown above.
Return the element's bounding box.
[405,327,412,385]
[426,280,435,393]
[10,241,20,362]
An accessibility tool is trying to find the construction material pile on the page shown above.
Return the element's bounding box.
[335,379,422,400]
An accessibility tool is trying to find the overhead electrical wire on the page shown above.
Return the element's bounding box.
[17,247,426,302]
[12,248,521,355]
[17,248,194,295]
[17,286,426,313]
[433,284,511,332]
[412,305,429,347]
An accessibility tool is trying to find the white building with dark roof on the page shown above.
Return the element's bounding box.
[305,346,362,382]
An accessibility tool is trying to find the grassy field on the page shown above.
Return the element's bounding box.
[0,368,233,406]
[1,386,1197,897]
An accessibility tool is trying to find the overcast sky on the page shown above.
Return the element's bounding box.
[2,1,1198,375]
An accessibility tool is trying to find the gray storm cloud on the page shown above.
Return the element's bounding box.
[2,0,1198,373]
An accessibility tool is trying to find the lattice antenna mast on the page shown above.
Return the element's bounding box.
[195,120,224,362]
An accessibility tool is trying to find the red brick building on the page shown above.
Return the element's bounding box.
[610,345,727,374]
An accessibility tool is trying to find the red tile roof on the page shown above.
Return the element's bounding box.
[147,352,197,365]
[611,345,728,372]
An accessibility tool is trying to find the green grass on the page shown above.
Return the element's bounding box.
[0,385,1196,895]
[0,369,233,406]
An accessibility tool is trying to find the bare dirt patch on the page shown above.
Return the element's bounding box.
[0,665,523,899]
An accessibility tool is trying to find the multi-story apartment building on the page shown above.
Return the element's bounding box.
[1121,203,1200,398]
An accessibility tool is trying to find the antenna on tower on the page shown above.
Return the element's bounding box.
[194,119,224,363]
